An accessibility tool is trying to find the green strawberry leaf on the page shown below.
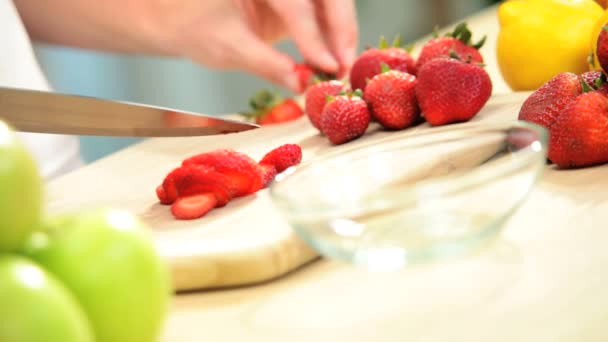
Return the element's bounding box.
[380,62,391,73]
[379,36,389,49]
[581,76,595,93]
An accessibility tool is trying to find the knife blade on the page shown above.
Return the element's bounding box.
[0,86,259,137]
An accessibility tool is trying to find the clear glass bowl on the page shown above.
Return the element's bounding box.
[269,121,548,270]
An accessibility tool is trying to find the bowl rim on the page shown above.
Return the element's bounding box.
[269,120,548,215]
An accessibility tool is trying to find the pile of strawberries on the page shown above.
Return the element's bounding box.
[304,22,493,145]
[156,144,302,220]
[517,23,608,169]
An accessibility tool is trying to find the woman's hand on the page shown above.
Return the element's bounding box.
[15,0,359,93]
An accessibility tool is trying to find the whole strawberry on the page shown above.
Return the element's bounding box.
[305,80,348,131]
[548,91,608,168]
[241,90,303,125]
[518,72,583,130]
[416,22,485,71]
[320,90,371,145]
[416,57,492,126]
[597,24,608,74]
[363,64,420,130]
[349,35,416,92]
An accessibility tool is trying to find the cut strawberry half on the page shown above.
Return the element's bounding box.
[171,193,217,220]
[181,149,259,196]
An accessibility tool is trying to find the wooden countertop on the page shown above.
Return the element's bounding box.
[159,6,608,341]
[48,4,608,341]
[156,5,608,341]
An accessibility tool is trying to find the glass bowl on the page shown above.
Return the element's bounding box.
[269,121,547,270]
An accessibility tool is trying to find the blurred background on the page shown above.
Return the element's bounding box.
[33,0,500,164]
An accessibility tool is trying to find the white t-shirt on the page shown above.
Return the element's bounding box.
[1,1,83,179]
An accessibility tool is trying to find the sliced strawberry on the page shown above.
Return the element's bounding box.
[249,164,266,193]
[259,144,303,173]
[182,149,259,196]
[171,193,217,220]
[160,167,184,204]
[259,163,278,188]
[162,164,235,207]
[156,185,172,205]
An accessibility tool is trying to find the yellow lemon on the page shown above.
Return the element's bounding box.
[497,0,604,90]
[589,9,608,71]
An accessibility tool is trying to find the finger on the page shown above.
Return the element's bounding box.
[266,0,339,73]
[226,31,301,92]
[318,0,359,73]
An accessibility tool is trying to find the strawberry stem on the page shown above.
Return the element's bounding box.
[588,52,596,67]
[380,62,391,73]
[379,36,389,49]
[472,35,487,49]
[445,22,485,49]
[432,25,440,38]
[597,72,607,89]
[581,76,595,93]
[449,50,460,60]
[391,35,403,48]
[240,89,282,121]
[353,89,363,98]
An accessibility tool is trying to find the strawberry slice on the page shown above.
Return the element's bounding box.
[163,164,235,207]
[259,144,302,173]
[182,149,259,196]
[156,185,172,205]
[259,163,278,189]
[171,193,217,220]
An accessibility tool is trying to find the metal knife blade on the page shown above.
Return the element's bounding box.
[0,86,259,137]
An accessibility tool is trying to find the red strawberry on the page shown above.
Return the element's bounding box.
[363,64,420,130]
[164,164,234,206]
[597,24,608,74]
[518,72,583,130]
[171,193,217,220]
[349,35,416,92]
[581,70,608,96]
[182,148,260,196]
[416,57,492,126]
[241,90,303,125]
[259,163,278,188]
[259,144,302,172]
[582,70,602,89]
[548,91,608,168]
[320,90,371,145]
[294,63,336,93]
[305,80,348,130]
[156,185,171,205]
[416,22,485,71]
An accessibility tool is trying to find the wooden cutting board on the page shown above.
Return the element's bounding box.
[44,91,528,291]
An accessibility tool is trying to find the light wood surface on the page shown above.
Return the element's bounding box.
[157,90,608,341]
[47,4,608,342]
[160,5,608,341]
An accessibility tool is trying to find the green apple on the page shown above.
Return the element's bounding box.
[0,254,94,342]
[0,121,42,252]
[23,208,172,342]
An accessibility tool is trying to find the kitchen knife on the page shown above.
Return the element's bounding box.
[0,86,259,137]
